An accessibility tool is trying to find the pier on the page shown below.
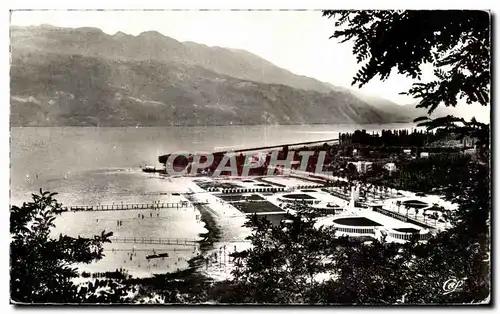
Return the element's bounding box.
[62,201,208,212]
[159,138,339,164]
[108,236,251,246]
[109,236,199,246]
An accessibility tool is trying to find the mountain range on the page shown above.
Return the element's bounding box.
[10,24,430,127]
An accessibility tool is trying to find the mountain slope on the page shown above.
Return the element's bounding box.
[11,25,334,93]
[10,25,413,127]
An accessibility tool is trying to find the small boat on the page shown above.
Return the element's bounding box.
[142,165,157,173]
[146,252,169,260]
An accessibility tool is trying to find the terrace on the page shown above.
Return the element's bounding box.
[316,209,430,243]
[332,217,382,227]
[189,176,454,243]
[281,193,316,200]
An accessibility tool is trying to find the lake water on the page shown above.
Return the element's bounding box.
[10,123,414,276]
[10,123,415,205]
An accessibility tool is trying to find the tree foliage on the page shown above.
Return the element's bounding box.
[225,152,490,304]
[225,206,338,303]
[323,10,490,112]
[323,10,490,142]
[10,190,133,303]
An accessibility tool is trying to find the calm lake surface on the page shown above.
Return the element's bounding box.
[11,123,415,206]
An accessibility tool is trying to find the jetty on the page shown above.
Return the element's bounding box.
[62,201,208,212]
[108,236,251,246]
[110,237,199,246]
[158,137,339,164]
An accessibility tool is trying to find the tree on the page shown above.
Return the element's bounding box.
[316,237,417,304]
[226,205,338,303]
[10,190,133,303]
[225,153,490,303]
[346,162,358,180]
[323,10,490,146]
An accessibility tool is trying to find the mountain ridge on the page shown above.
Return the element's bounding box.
[10,24,416,127]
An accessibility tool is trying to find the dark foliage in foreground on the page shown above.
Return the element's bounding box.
[221,155,489,304]
[323,10,489,112]
[9,151,490,304]
[10,189,134,303]
[323,10,490,145]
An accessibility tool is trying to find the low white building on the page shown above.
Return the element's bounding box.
[420,152,429,158]
[384,162,397,173]
[348,161,373,173]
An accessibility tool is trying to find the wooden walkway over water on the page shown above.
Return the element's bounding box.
[109,236,199,246]
[108,236,251,246]
[62,201,208,212]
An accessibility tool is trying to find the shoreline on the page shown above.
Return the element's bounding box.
[195,203,223,253]
[11,122,415,128]
[125,200,224,295]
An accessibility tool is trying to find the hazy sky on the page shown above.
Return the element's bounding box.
[10,10,490,122]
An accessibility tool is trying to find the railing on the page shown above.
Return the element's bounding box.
[217,187,286,194]
[327,189,351,201]
[332,225,432,242]
[332,225,376,235]
[372,206,435,229]
[388,231,432,241]
[292,184,326,190]
[62,201,208,212]
[278,197,320,205]
[109,237,198,246]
